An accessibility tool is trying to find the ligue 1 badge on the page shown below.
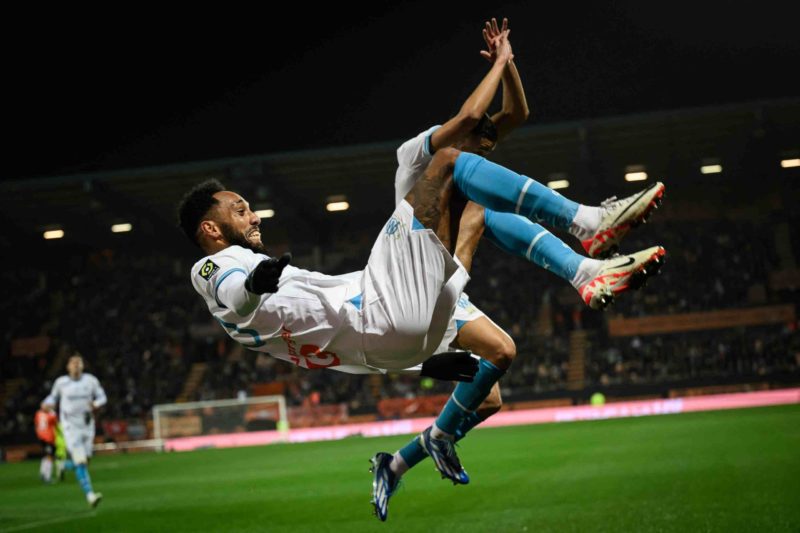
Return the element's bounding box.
[199,259,220,280]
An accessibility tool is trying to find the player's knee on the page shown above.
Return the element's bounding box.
[485,335,516,370]
[432,147,461,167]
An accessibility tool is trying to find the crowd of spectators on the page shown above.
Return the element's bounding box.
[588,325,800,386]
[1,209,798,443]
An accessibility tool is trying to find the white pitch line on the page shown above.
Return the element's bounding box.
[2,511,95,532]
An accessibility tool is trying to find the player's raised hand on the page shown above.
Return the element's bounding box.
[492,30,514,65]
[480,17,510,63]
[245,253,292,294]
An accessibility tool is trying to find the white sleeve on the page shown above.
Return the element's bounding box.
[191,248,263,316]
[42,379,61,407]
[92,377,107,409]
[395,125,441,205]
[327,364,422,375]
[396,125,441,170]
[216,270,262,316]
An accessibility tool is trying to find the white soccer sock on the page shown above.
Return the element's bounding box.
[40,457,53,482]
[430,422,455,441]
[571,258,604,289]
[389,453,409,477]
[569,205,602,240]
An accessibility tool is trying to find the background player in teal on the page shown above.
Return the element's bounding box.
[371,18,666,521]
[42,354,105,508]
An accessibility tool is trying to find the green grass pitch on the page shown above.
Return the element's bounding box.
[2,404,799,532]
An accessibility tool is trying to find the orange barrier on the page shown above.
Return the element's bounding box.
[378,394,449,419]
[608,304,795,337]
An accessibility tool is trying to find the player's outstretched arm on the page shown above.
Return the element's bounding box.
[245,253,291,294]
[482,18,530,140]
[428,29,513,152]
[214,253,292,316]
[92,377,107,410]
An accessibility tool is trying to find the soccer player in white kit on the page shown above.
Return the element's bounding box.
[42,354,106,508]
[181,183,482,378]
[370,19,668,520]
[180,92,665,518]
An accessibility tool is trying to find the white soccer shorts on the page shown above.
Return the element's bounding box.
[62,425,94,463]
[361,200,471,371]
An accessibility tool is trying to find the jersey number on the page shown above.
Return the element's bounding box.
[290,344,341,369]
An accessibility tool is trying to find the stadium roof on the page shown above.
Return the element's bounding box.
[3,99,798,253]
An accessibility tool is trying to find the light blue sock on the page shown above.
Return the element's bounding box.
[398,410,487,471]
[435,359,506,435]
[454,152,579,230]
[65,459,75,471]
[454,411,485,442]
[75,464,93,495]
[398,438,428,469]
[484,210,584,281]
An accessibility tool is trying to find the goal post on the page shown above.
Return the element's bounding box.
[152,395,289,442]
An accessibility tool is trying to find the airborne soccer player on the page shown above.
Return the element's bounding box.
[370,18,665,521]
[179,89,665,507]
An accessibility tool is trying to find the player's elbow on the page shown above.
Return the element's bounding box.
[431,146,462,168]
[499,108,530,129]
[456,110,483,130]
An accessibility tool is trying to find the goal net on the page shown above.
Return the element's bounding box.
[152,395,288,441]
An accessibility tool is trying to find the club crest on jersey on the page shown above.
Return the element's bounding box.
[199,259,220,280]
[457,295,477,313]
[385,217,406,239]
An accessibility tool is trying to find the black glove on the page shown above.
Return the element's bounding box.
[84,411,93,425]
[420,351,478,382]
[245,253,292,294]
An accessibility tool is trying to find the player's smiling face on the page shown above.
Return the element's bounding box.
[213,191,265,253]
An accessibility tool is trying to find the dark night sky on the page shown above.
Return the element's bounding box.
[8,2,800,180]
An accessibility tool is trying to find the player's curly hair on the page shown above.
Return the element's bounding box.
[177,179,226,246]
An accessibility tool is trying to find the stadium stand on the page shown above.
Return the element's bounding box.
[2,100,799,455]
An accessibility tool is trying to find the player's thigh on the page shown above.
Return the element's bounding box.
[64,429,90,463]
[83,430,95,459]
[405,148,461,242]
[454,201,485,272]
[455,316,516,368]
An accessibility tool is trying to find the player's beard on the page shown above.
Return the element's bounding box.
[220,222,267,254]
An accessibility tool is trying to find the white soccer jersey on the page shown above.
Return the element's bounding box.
[43,373,107,429]
[192,245,371,373]
[192,199,470,373]
[394,126,486,346]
